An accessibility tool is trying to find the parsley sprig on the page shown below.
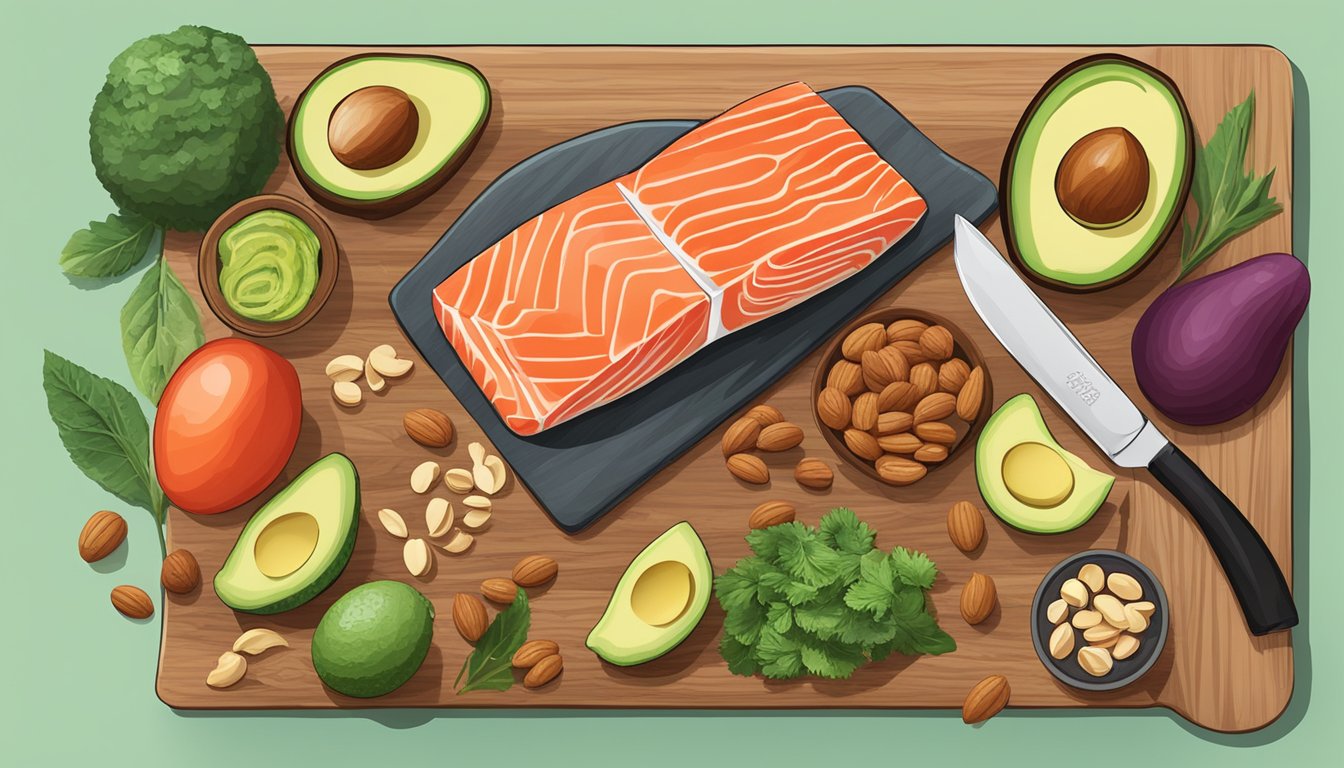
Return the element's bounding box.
[716,508,955,679]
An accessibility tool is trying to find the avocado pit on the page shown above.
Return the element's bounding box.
[328,85,420,170]
[253,511,320,578]
[1002,442,1075,508]
[1055,126,1150,229]
[630,560,694,626]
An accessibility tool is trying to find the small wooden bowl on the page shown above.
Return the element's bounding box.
[811,308,993,486]
[199,194,339,337]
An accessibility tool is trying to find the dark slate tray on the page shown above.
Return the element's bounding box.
[390,86,997,532]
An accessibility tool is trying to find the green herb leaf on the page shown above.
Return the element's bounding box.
[890,546,938,591]
[818,507,875,555]
[800,636,867,679]
[120,255,204,403]
[756,626,804,679]
[720,635,759,677]
[42,350,164,525]
[1177,92,1282,281]
[59,212,158,278]
[456,590,530,694]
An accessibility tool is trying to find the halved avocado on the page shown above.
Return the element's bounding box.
[214,453,359,614]
[288,54,490,219]
[975,395,1114,534]
[586,522,712,666]
[1001,55,1193,291]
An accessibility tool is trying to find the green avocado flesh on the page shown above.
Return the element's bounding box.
[975,395,1114,534]
[291,55,488,204]
[1006,58,1191,288]
[218,209,319,322]
[586,522,712,666]
[213,453,359,614]
[312,581,434,698]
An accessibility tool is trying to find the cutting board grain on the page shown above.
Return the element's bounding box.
[156,46,1295,733]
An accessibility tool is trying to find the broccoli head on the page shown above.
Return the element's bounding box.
[89,26,284,231]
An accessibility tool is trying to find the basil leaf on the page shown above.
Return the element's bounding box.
[42,350,163,523]
[120,255,204,403]
[457,591,530,694]
[59,212,158,278]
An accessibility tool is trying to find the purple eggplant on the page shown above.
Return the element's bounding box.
[1132,253,1309,426]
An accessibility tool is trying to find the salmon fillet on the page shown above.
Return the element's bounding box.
[434,83,925,435]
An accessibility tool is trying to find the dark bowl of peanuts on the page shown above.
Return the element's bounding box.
[811,308,992,486]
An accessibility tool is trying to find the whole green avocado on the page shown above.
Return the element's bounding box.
[89,25,283,231]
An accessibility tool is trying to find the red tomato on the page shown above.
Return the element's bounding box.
[154,338,302,514]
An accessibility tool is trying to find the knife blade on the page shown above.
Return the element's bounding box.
[952,215,1297,635]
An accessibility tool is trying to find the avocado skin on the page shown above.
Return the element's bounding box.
[312,581,435,698]
[999,54,1194,292]
[286,53,491,220]
[213,453,360,615]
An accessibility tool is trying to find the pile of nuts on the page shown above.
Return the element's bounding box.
[721,404,833,490]
[206,628,289,689]
[452,555,563,689]
[1045,562,1156,677]
[817,318,985,486]
[379,438,510,576]
[325,344,416,407]
[80,509,202,618]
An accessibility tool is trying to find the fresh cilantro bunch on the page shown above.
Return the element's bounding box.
[715,508,955,679]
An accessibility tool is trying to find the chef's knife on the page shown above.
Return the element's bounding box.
[952,215,1297,636]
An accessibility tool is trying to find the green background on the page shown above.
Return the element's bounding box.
[2,0,1339,764]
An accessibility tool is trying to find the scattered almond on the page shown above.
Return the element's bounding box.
[482,455,508,494]
[721,417,761,456]
[444,467,475,493]
[938,358,971,393]
[851,392,879,431]
[512,555,559,587]
[161,549,201,594]
[875,454,926,485]
[325,355,364,382]
[481,577,518,604]
[749,500,796,529]
[877,381,920,413]
[827,359,865,396]
[462,495,491,511]
[956,367,985,421]
[441,530,474,554]
[410,461,440,494]
[232,628,289,655]
[452,593,489,642]
[332,380,362,407]
[886,318,928,344]
[403,408,454,448]
[368,344,414,377]
[462,508,493,529]
[78,510,126,563]
[745,404,785,427]
[843,429,882,462]
[757,421,804,451]
[960,572,997,625]
[946,501,985,553]
[794,458,833,490]
[524,654,564,688]
[919,325,955,361]
[403,538,432,577]
[962,674,1010,724]
[513,640,560,669]
[378,508,409,538]
[726,453,769,484]
[913,392,956,424]
[206,651,247,689]
[914,421,957,445]
[841,322,886,361]
[111,585,153,619]
[425,498,454,538]
[364,357,386,393]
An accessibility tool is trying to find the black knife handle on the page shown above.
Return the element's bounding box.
[1148,442,1298,635]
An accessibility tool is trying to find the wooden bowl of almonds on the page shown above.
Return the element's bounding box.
[811,308,992,486]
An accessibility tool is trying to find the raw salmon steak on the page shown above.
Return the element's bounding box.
[434,82,926,435]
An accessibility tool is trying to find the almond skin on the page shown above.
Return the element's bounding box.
[947,501,986,553]
[721,416,761,457]
[841,323,887,361]
[938,358,971,393]
[452,593,489,642]
[913,393,957,425]
[850,392,879,432]
[78,510,127,563]
[403,408,454,448]
[877,432,922,454]
[744,404,785,427]
[512,555,559,587]
[875,455,926,485]
[794,458,833,490]
[914,443,949,463]
[827,360,865,396]
[891,340,928,365]
[843,429,882,462]
[919,325,955,361]
[908,363,939,399]
[960,572,998,625]
[817,387,852,431]
[957,366,986,421]
[861,347,908,392]
[886,318,929,344]
[749,500,796,529]
[877,381,920,413]
[160,549,201,594]
[875,411,914,436]
[963,674,1011,724]
[523,654,564,688]
[481,578,519,604]
[726,453,769,485]
[512,639,560,669]
[110,585,153,619]
[914,421,958,445]
[757,422,804,452]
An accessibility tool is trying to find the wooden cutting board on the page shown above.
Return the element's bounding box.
[156,46,1295,733]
